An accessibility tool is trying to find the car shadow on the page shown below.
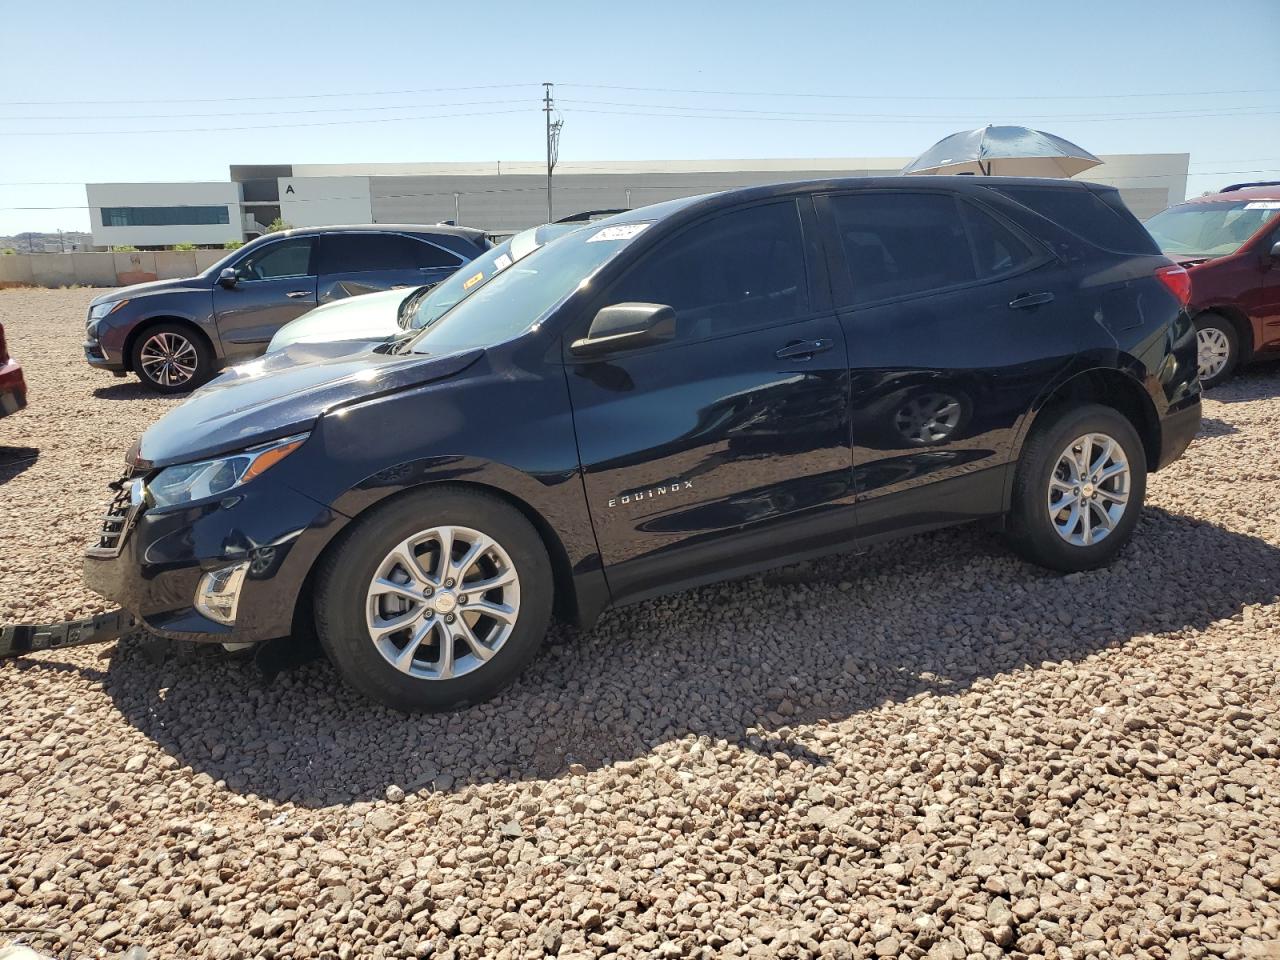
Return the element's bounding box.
[60,506,1280,809]
[0,445,39,484]
[1197,416,1239,438]
[1204,358,1280,402]
[91,382,156,401]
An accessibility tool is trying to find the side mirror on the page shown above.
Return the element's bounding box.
[1270,240,1280,263]
[217,267,239,289]
[570,302,676,358]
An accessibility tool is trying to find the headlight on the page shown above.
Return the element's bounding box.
[147,433,308,509]
[88,299,129,323]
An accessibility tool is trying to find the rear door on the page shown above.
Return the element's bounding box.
[564,199,855,601]
[316,232,465,304]
[815,189,1086,540]
[212,235,317,359]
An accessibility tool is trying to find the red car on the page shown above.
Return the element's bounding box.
[0,322,26,418]
[1144,182,1280,386]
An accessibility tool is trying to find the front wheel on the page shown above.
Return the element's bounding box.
[313,487,554,712]
[1006,404,1147,572]
[1194,313,1239,388]
[131,323,212,393]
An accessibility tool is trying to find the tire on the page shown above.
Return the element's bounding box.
[1006,404,1147,572]
[131,322,213,394]
[313,486,554,712]
[1194,312,1239,388]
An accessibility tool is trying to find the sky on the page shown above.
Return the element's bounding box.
[2,0,1278,236]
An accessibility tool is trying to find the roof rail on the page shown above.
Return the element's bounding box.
[1220,180,1280,192]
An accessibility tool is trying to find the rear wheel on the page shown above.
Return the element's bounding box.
[313,487,553,712]
[1194,312,1239,388]
[131,323,212,393]
[1007,404,1147,572]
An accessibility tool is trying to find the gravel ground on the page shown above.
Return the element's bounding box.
[1,287,1278,960]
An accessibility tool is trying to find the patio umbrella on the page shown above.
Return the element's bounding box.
[902,125,1102,178]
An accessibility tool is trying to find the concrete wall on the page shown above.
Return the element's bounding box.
[0,251,225,288]
[86,181,244,248]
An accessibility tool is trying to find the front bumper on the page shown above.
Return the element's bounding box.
[84,340,127,372]
[82,475,348,643]
[1156,394,1201,471]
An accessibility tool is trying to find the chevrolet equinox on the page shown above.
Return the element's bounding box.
[84,179,1202,711]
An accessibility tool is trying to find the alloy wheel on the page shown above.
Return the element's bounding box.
[365,525,521,681]
[138,332,199,387]
[1046,432,1131,547]
[1196,327,1231,382]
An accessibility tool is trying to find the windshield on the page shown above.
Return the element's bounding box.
[1145,200,1280,258]
[408,221,651,355]
[406,223,584,330]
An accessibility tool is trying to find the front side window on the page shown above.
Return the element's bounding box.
[1144,200,1280,258]
[829,193,977,305]
[603,201,809,340]
[237,237,314,280]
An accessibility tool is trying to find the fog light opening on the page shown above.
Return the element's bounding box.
[195,561,250,626]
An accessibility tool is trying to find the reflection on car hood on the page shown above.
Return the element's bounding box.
[89,276,204,306]
[136,346,483,468]
[266,288,409,352]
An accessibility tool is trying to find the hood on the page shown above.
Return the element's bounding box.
[89,275,206,306]
[266,287,409,352]
[136,345,483,468]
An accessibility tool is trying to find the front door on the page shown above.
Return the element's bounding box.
[815,189,1085,540]
[565,199,854,602]
[213,236,317,360]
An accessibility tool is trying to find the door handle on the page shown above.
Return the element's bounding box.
[1009,291,1055,309]
[775,338,834,360]
[286,290,310,299]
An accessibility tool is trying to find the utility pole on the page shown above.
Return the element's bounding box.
[543,82,562,223]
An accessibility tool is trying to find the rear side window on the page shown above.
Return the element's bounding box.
[986,185,1159,255]
[318,233,461,274]
[827,193,1038,306]
[606,200,809,340]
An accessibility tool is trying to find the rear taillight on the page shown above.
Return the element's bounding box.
[1155,264,1191,307]
[0,324,7,364]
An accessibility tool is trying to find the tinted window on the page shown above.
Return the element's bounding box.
[101,206,230,227]
[987,185,1160,255]
[318,233,461,274]
[606,201,809,340]
[238,237,313,280]
[829,193,975,305]
[410,238,465,269]
[959,201,1039,278]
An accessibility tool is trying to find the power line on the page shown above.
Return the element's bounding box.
[5,108,533,137]
[561,106,1280,126]
[0,83,537,106]
[559,98,1280,122]
[0,98,536,121]
[559,82,1280,102]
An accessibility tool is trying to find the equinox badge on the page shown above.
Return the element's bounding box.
[608,480,693,508]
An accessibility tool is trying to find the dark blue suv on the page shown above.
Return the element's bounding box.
[83,224,490,392]
[84,179,1201,711]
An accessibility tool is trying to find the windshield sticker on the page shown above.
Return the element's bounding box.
[493,253,513,271]
[462,271,484,290]
[586,223,649,243]
[1244,201,1280,210]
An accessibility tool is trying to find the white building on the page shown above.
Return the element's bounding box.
[87,154,1191,247]
[85,181,249,249]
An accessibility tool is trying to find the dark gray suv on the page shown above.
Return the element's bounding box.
[83,224,490,392]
